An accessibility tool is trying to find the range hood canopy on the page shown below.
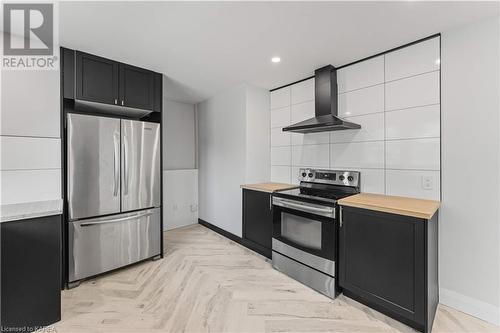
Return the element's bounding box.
[282,65,361,133]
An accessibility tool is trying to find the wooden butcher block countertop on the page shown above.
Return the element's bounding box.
[338,193,440,219]
[240,182,298,193]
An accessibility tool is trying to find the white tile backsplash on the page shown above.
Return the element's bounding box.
[330,141,385,169]
[337,55,384,93]
[338,84,384,117]
[270,87,290,109]
[0,136,61,170]
[385,37,440,81]
[291,132,330,146]
[291,78,314,105]
[330,113,384,143]
[270,38,440,199]
[385,104,440,140]
[271,128,291,147]
[386,170,440,200]
[271,166,291,184]
[385,71,440,111]
[292,144,329,168]
[291,101,315,123]
[386,138,440,171]
[271,146,291,166]
[271,106,290,128]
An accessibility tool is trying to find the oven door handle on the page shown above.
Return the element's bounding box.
[273,197,335,217]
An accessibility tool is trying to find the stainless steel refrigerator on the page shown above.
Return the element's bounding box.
[67,113,161,284]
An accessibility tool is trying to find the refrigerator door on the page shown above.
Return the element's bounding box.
[121,120,160,211]
[68,208,161,282]
[67,113,121,220]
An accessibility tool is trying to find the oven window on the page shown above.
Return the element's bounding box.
[280,212,322,250]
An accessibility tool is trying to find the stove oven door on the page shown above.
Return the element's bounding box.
[272,196,337,277]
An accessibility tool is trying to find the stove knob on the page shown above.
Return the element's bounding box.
[348,176,354,182]
[301,172,307,177]
[308,173,313,178]
[339,175,345,181]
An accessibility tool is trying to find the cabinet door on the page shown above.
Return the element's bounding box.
[119,64,154,110]
[339,207,425,325]
[153,73,162,112]
[243,189,273,251]
[75,51,119,105]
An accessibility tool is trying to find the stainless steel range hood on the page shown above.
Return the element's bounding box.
[282,65,361,133]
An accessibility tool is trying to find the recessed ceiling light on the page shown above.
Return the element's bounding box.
[435,58,441,65]
[271,57,281,63]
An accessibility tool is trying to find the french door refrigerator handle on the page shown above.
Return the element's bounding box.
[123,135,129,195]
[80,212,153,227]
[113,132,120,196]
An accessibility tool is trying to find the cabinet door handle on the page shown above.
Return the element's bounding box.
[269,194,272,211]
[121,100,124,106]
[114,98,118,105]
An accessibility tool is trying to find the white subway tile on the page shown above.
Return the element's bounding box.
[330,113,384,143]
[386,170,440,201]
[290,167,302,184]
[291,101,315,123]
[0,136,61,170]
[291,132,330,146]
[291,144,329,168]
[337,56,384,93]
[330,141,384,169]
[271,166,291,184]
[338,84,384,117]
[385,71,439,111]
[386,138,440,170]
[291,78,315,105]
[386,105,440,140]
[385,37,440,81]
[270,87,290,109]
[271,146,291,166]
[271,106,290,128]
[271,128,291,147]
[342,168,385,194]
[1,169,61,205]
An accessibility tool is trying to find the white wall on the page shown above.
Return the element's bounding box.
[0,69,61,207]
[440,17,500,325]
[162,79,198,230]
[271,37,441,200]
[197,84,270,237]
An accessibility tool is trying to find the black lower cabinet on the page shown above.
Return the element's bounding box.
[242,189,273,258]
[1,215,61,331]
[339,206,438,333]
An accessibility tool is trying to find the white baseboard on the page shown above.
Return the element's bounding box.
[440,288,500,326]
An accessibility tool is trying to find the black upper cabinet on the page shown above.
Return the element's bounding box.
[119,64,154,110]
[73,49,160,112]
[75,51,119,105]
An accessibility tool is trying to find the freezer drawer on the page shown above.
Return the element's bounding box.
[121,120,161,211]
[67,113,121,220]
[68,208,161,282]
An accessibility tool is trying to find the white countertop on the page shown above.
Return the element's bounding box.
[0,199,63,223]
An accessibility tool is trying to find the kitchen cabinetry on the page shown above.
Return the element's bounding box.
[338,205,438,333]
[67,49,161,113]
[1,215,61,330]
[76,51,119,105]
[242,189,273,258]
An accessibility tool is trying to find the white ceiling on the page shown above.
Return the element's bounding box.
[59,1,499,104]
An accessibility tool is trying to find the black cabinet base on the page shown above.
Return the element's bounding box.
[1,215,62,330]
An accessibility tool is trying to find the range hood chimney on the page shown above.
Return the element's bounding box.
[282,65,361,133]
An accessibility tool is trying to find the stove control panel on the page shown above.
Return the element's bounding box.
[298,168,360,187]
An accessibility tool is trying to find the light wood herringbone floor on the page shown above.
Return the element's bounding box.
[55,224,499,333]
